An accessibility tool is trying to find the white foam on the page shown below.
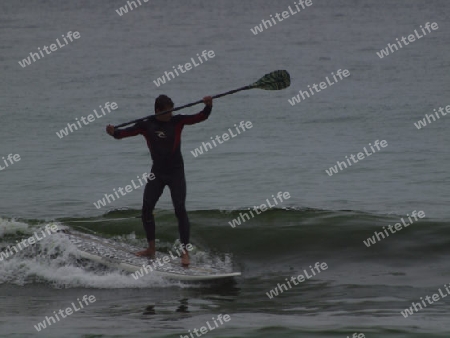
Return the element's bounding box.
[0,221,182,289]
[0,218,30,237]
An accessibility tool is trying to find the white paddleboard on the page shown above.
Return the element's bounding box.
[61,229,241,281]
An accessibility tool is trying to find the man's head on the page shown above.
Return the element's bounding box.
[155,95,174,121]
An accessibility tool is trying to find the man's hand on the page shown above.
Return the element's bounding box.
[203,96,213,107]
[106,124,115,136]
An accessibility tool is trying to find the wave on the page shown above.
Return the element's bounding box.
[1,208,447,287]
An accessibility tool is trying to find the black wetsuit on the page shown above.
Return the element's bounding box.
[113,105,212,245]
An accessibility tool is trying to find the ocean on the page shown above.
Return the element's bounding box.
[1,0,450,337]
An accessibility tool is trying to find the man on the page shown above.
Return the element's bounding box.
[106,95,213,267]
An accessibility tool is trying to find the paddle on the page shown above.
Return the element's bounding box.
[114,70,291,128]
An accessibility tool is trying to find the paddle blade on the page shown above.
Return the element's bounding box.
[250,70,291,90]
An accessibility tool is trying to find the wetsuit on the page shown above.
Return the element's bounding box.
[113,105,212,245]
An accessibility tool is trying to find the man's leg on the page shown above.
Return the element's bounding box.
[137,173,165,257]
[168,168,190,266]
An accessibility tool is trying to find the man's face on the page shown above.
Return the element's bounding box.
[155,105,173,121]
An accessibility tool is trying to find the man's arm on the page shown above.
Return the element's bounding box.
[178,96,213,126]
[106,121,145,139]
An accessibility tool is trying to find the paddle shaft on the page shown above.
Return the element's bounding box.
[114,85,252,129]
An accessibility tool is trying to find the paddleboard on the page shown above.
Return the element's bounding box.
[61,229,241,281]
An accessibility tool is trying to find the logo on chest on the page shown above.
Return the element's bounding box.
[155,131,167,138]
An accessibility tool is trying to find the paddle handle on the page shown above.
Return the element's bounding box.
[114,85,252,128]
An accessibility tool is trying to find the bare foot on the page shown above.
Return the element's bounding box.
[136,240,155,258]
[136,247,155,259]
[181,252,190,267]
